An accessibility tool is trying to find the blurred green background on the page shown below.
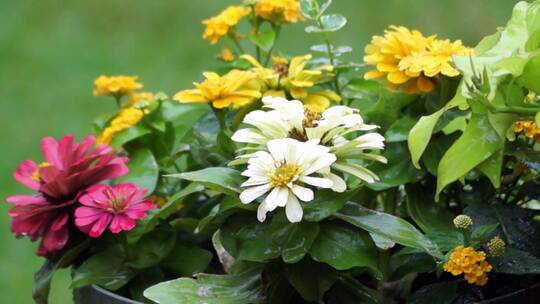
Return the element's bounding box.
[0,0,520,302]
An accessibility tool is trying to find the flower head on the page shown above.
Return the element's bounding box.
[453,214,473,230]
[232,96,386,189]
[97,107,145,145]
[255,0,302,24]
[75,183,156,238]
[174,70,262,109]
[486,236,506,257]
[239,138,336,222]
[202,6,250,44]
[241,54,339,111]
[364,26,473,93]
[93,75,143,97]
[6,135,129,257]
[444,245,492,286]
[127,92,155,107]
[514,120,540,142]
[218,47,236,62]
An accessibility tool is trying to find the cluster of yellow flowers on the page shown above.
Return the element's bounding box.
[364,26,474,93]
[514,120,540,142]
[175,53,339,112]
[254,0,302,24]
[93,75,144,97]
[174,70,262,109]
[444,245,493,286]
[202,6,250,44]
[93,75,156,144]
[97,107,145,145]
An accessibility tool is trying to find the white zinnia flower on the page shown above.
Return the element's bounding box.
[239,138,336,223]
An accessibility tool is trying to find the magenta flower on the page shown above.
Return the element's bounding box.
[6,135,128,257]
[75,183,156,238]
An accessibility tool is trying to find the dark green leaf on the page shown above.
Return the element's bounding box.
[491,248,540,274]
[128,230,177,269]
[385,115,417,143]
[270,214,320,263]
[303,190,357,222]
[116,149,159,193]
[409,281,457,304]
[197,195,256,235]
[161,242,213,277]
[287,259,337,302]
[143,267,264,304]
[309,221,381,276]
[471,224,499,245]
[405,185,457,234]
[167,167,243,195]
[71,245,136,290]
[336,202,442,258]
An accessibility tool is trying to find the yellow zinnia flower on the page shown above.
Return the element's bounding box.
[93,75,143,97]
[174,70,262,109]
[97,107,145,145]
[443,245,492,286]
[241,54,339,112]
[255,0,302,24]
[202,6,250,44]
[364,26,473,93]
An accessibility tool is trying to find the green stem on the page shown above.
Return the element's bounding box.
[264,26,281,66]
[316,19,342,101]
[212,106,228,131]
[462,230,471,247]
[114,95,122,108]
[489,105,540,115]
[229,35,245,54]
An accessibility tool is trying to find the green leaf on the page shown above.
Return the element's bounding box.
[436,111,509,199]
[116,149,159,193]
[161,242,213,277]
[491,248,540,274]
[303,190,357,222]
[408,93,466,169]
[385,115,417,143]
[336,202,442,258]
[249,31,276,52]
[287,259,337,302]
[409,282,457,304]
[536,111,540,126]
[167,167,243,195]
[110,124,151,148]
[162,102,209,137]
[33,241,89,304]
[369,232,395,250]
[311,44,352,56]
[365,89,418,129]
[71,245,136,290]
[309,221,381,276]
[270,214,320,263]
[521,54,540,94]
[471,224,499,245]
[143,267,264,304]
[197,195,256,235]
[300,0,319,20]
[405,185,458,234]
[127,229,177,269]
[389,253,436,281]
[319,14,347,32]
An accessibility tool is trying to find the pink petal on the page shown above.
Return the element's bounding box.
[40,137,62,169]
[88,214,112,238]
[13,160,40,190]
[6,195,48,206]
[58,135,75,169]
[40,223,69,255]
[75,206,105,219]
[51,213,69,231]
[109,216,123,233]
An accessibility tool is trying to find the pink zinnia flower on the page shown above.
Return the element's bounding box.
[75,183,156,238]
[6,135,128,257]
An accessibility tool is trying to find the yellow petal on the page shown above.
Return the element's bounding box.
[240,54,264,68]
[173,89,208,103]
[387,71,409,84]
[417,76,435,93]
[364,70,385,80]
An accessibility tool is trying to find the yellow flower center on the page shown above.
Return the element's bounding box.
[31,162,51,181]
[270,163,299,187]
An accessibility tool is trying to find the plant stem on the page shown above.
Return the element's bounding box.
[212,106,228,131]
[114,95,122,108]
[264,26,281,66]
[316,19,342,101]
[230,35,245,54]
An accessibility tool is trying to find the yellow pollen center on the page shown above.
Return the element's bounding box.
[31,162,51,181]
[269,163,299,187]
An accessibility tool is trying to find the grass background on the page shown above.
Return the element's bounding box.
[0,0,520,302]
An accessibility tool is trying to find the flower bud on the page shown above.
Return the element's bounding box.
[487,236,506,257]
[453,214,473,230]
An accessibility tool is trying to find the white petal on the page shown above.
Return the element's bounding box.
[332,162,379,184]
[239,184,271,204]
[265,187,289,210]
[231,128,268,145]
[285,194,303,223]
[299,176,334,188]
[257,202,269,222]
[302,153,337,175]
[291,184,314,202]
[241,176,270,187]
[325,173,347,192]
[267,138,290,162]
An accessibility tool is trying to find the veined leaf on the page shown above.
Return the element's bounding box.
[166,167,243,195]
[116,149,159,193]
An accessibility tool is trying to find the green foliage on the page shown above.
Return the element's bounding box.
[166,167,243,195]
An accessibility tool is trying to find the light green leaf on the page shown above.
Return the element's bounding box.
[408,93,466,169]
[477,148,504,188]
[116,149,159,193]
[110,124,151,148]
[162,101,209,141]
[436,112,505,199]
[166,167,243,195]
[306,14,347,33]
[521,54,540,93]
[336,202,442,258]
[311,44,352,56]
[143,267,264,304]
[249,31,276,52]
[300,0,319,20]
[309,222,381,276]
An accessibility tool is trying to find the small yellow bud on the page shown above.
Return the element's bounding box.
[453,214,473,230]
[487,236,506,257]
